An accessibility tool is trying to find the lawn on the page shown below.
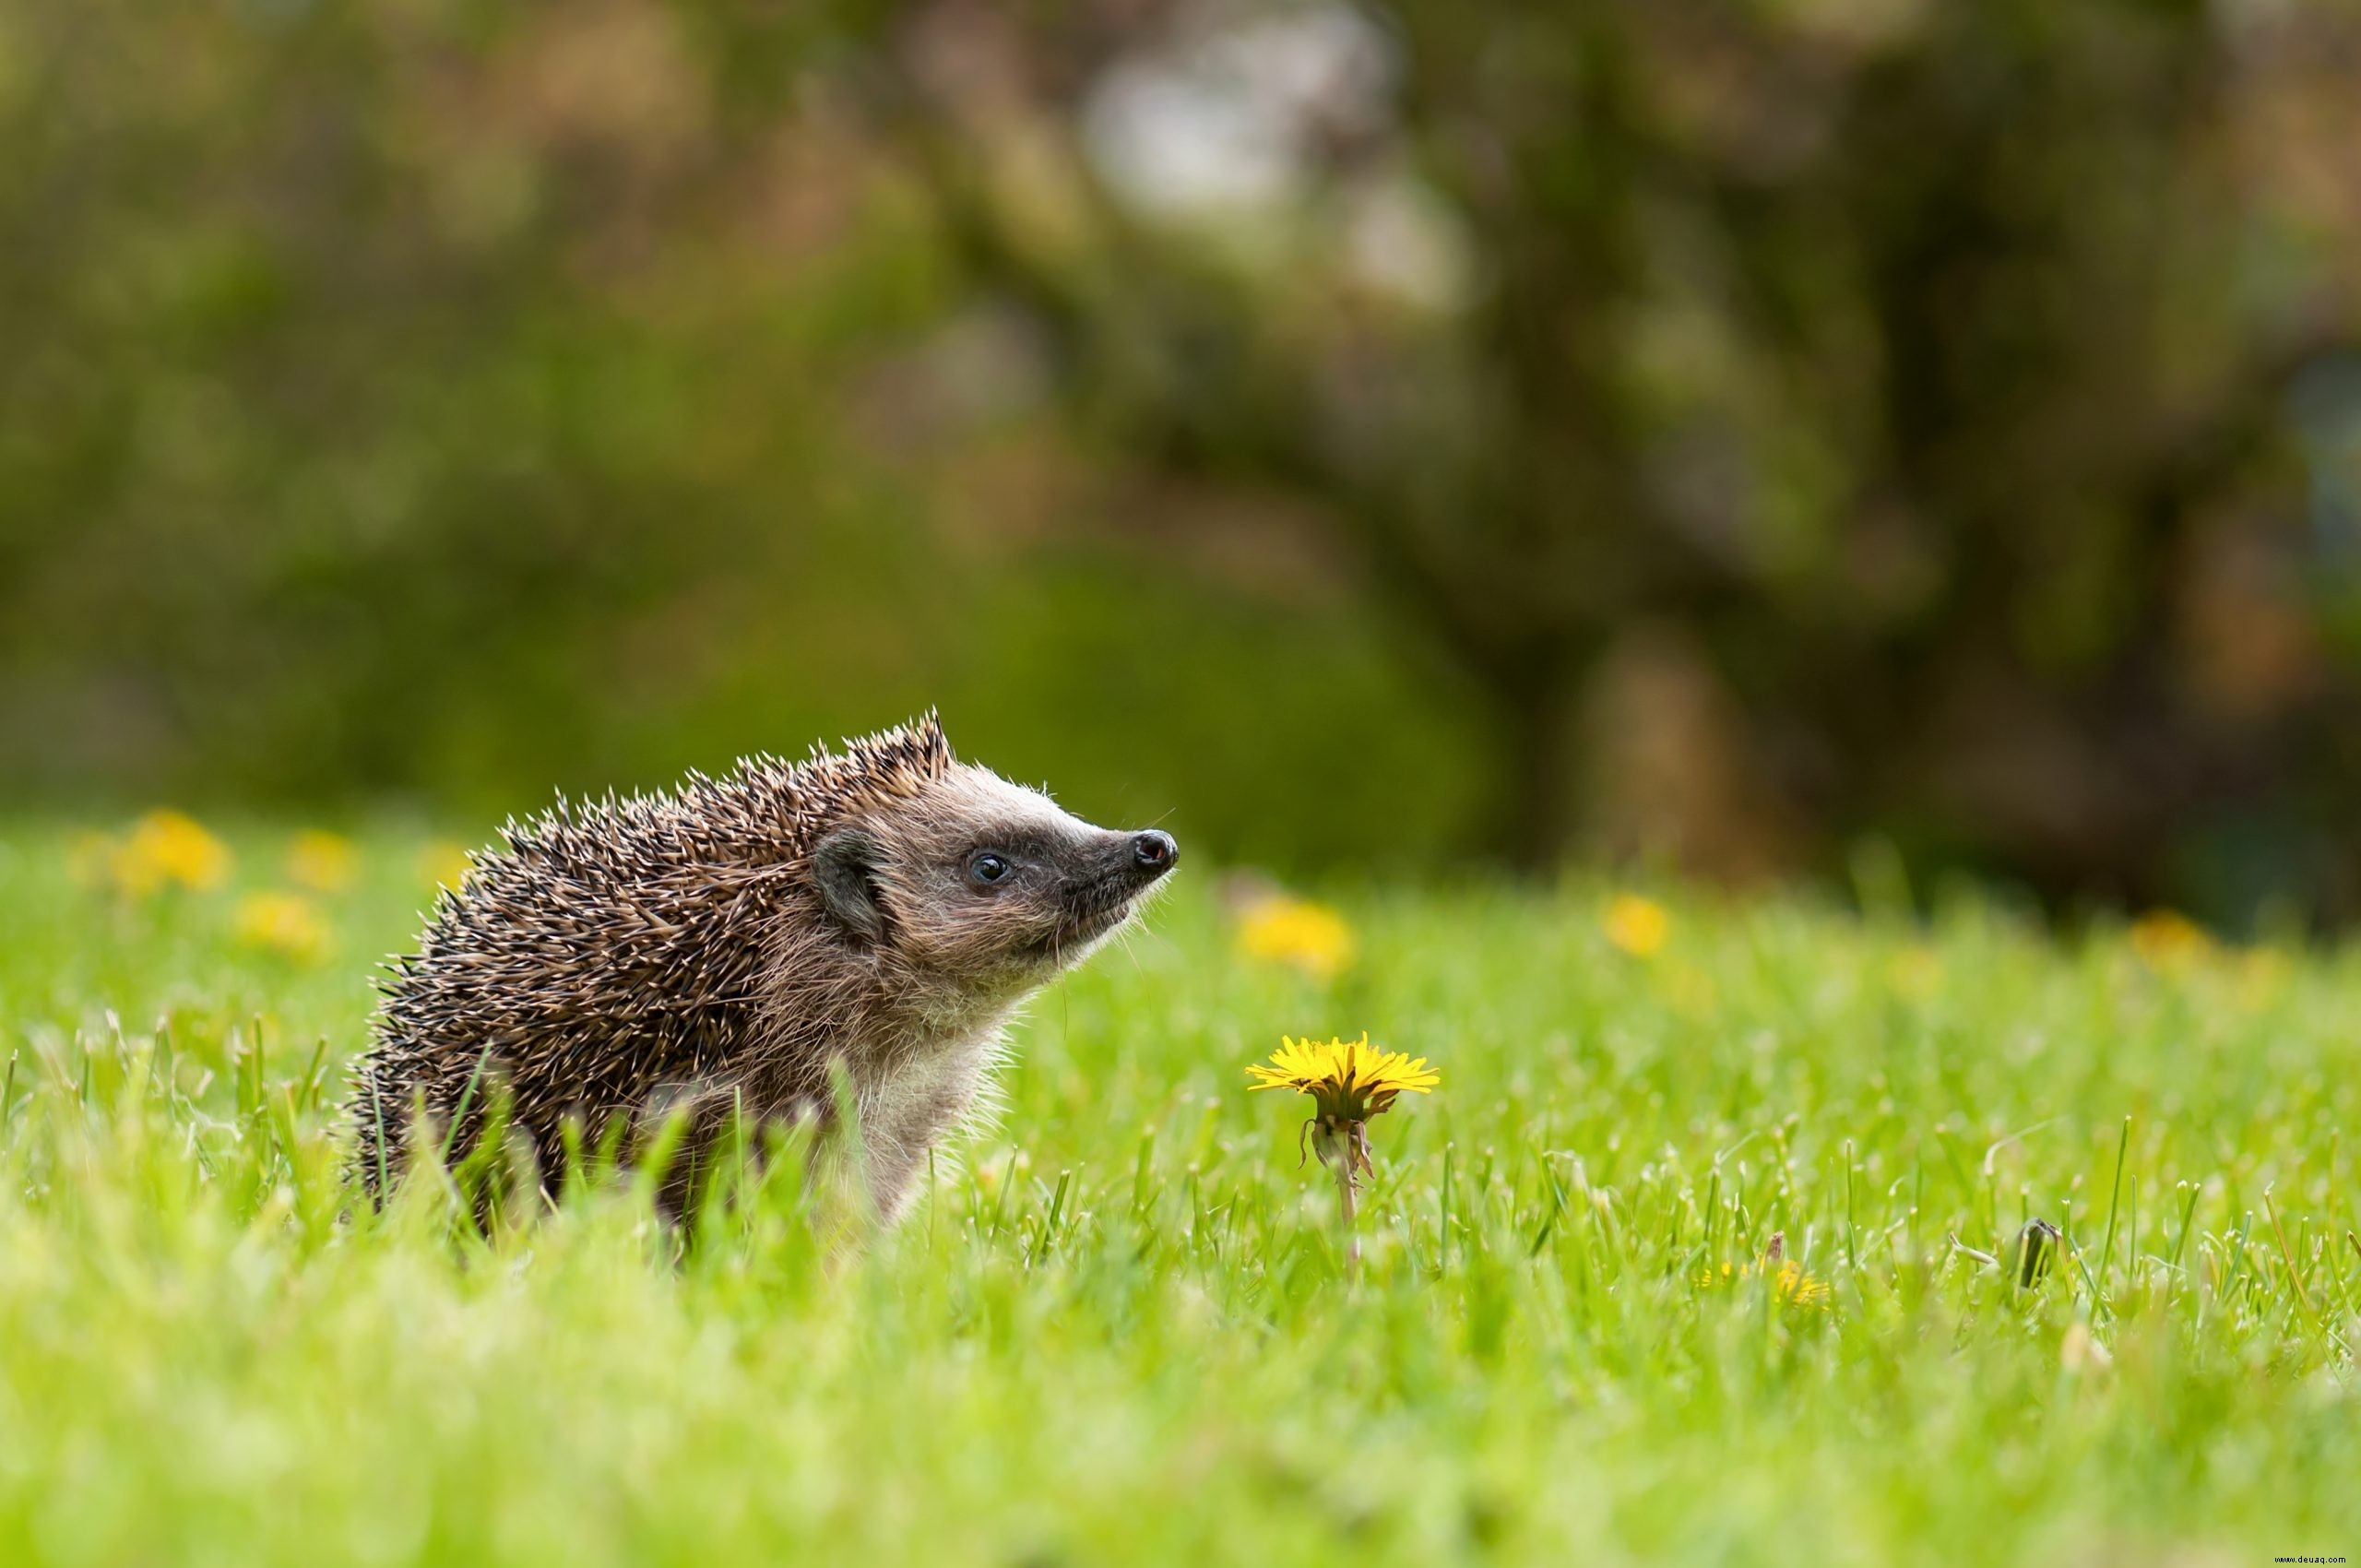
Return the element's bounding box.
[2,819,2357,1566]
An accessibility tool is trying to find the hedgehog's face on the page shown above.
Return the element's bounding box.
[811,765,1178,996]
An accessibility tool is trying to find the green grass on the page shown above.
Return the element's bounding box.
[4,822,2359,1567]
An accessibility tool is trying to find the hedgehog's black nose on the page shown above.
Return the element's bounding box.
[1132,830,1178,874]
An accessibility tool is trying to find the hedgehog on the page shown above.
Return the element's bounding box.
[350,715,1178,1220]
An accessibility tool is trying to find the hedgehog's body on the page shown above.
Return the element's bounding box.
[352,718,1176,1219]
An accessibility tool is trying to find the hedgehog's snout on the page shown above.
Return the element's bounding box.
[1131,830,1177,876]
[1050,827,1177,940]
[1074,828,1177,892]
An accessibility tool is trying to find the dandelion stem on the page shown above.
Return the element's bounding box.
[1333,1123,1360,1284]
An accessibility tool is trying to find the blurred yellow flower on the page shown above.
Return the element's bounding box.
[1697,1253,1833,1310]
[420,840,475,894]
[286,829,359,893]
[1236,894,1355,980]
[1603,894,1669,958]
[112,810,231,897]
[2129,909,2211,969]
[233,890,330,963]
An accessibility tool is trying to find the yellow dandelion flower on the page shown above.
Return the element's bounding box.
[1768,1260,1832,1307]
[1247,1032,1440,1123]
[1697,1237,1833,1309]
[115,810,231,896]
[1251,1033,1439,1281]
[1236,895,1356,980]
[420,839,475,894]
[286,829,359,894]
[2129,909,2211,969]
[233,890,331,964]
[1603,893,1669,958]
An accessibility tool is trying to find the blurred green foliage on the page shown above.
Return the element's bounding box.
[0,0,1486,871]
[6,0,2361,915]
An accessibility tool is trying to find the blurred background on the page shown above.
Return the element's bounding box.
[6,0,2361,925]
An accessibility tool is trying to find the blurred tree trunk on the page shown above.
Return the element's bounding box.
[869,7,1684,873]
[1492,656,1584,871]
[855,0,2361,897]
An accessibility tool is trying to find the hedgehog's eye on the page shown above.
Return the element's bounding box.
[967,851,1013,889]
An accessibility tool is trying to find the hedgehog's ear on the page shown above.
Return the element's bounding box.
[813,827,884,945]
